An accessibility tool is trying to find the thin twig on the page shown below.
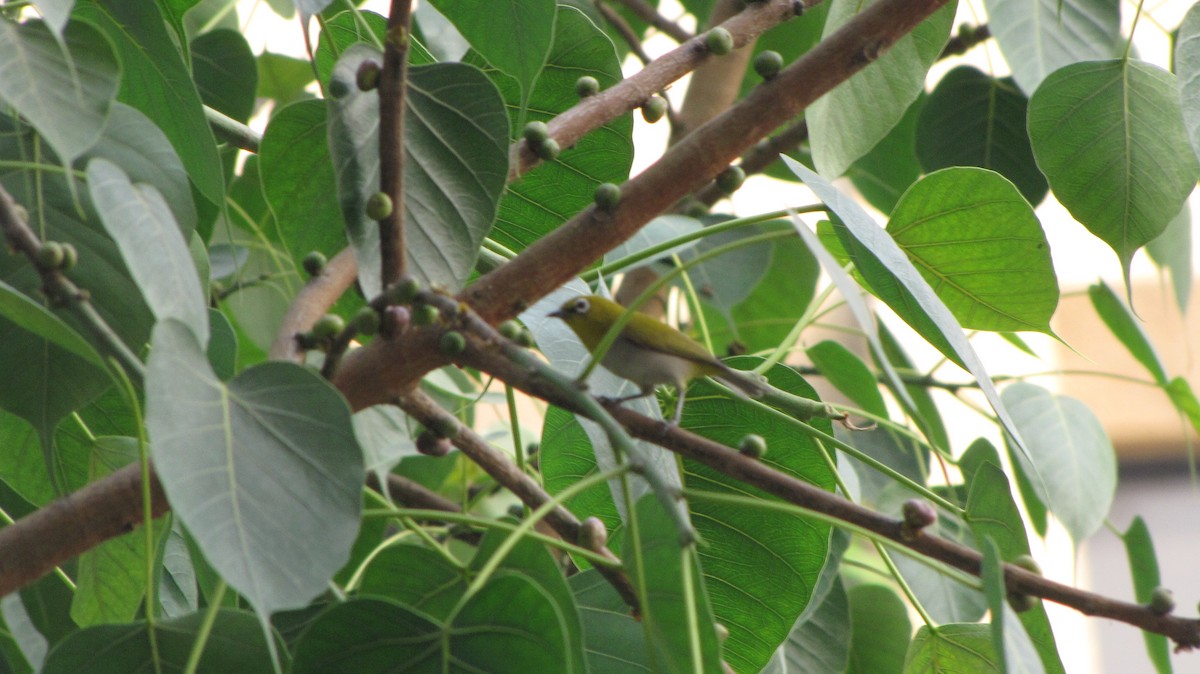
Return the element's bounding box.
[378,0,414,287]
[204,105,261,153]
[596,1,653,65]
[609,0,694,43]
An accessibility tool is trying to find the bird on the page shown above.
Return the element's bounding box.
[549,294,766,423]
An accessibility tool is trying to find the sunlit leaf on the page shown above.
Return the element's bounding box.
[982,0,1119,95]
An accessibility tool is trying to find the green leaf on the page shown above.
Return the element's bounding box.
[360,545,467,620]
[541,407,622,544]
[157,519,199,619]
[760,575,851,674]
[256,52,316,105]
[30,0,74,37]
[0,281,103,368]
[1145,205,1192,315]
[0,20,118,165]
[1000,383,1116,542]
[145,320,364,615]
[79,103,198,239]
[679,223,773,313]
[878,322,949,452]
[680,358,836,673]
[76,0,226,208]
[1088,281,1168,385]
[917,67,1048,205]
[699,235,820,356]
[982,0,1119,95]
[41,610,276,673]
[1028,60,1198,290]
[626,494,724,674]
[1166,377,1200,440]
[807,340,888,418]
[87,159,209,344]
[981,538,1048,674]
[258,99,347,270]
[806,0,954,178]
[847,94,924,215]
[966,462,1066,674]
[904,623,1000,673]
[190,29,257,124]
[314,10,436,86]
[428,0,555,113]
[292,578,580,673]
[787,157,1033,463]
[207,308,238,380]
[1,593,48,671]
[351,405,420,484]
[327,48,509,296]
[482,5,634,253]
[845,584,911,674]
[570,569,652,673]
[1178,3,1200,163]
[888,168,1057,333]
[1122,517,1172,674]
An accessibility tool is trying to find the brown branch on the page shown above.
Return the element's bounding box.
[269,247,359,362]
[395,389,641,610]
[609,0,694,43]
[446,323,1200,650]
[378,0,414,286]
[671,0,758,143]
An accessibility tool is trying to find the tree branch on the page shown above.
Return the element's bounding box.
[608,0,694,43]
[378,0,414,287]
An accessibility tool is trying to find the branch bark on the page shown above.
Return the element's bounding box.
[378,0,414,287]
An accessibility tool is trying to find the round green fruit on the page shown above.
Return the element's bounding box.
[705,27,733,56]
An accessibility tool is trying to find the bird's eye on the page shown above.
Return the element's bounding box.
[573,298,589,314]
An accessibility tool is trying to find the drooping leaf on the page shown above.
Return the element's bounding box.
[0,20,118,166]
[980,538,1048,674]
[190,29,257,124]
[917,67,1047,204]
[845,584,911,674]
[807,340,888,418]
[327,47,509,297]
[0,281,103,368]
[256,52,316,105]
[1087,281,1168,386]
[904,624,1000,673]
[480,5,634,253]
[1122,517,1172,674]
[1145,205,1192,315]
[41,610,277,673]
[626,494,724,674]
[806,0,955,178]
[87,159,209,344]
[569,569,652,673]
[681,358,835,673]
[1000,383,1116,543]
[787,157,1032,462]
[1028,60,1198,291]
[145,320,363,616]
[887,168,1057,333]
[982,0,1119,95]
[428,0,555,115]
[75,0,225,208]
[1166,377,1200,441]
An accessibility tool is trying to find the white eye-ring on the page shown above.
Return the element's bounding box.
[573,298,590,314]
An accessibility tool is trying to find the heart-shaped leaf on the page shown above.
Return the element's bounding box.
[982,0,1119,95]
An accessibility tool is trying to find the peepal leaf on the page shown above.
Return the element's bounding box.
[982,0,1119,95]
[146,320,363,616]
[1000,383,1115,543]
[87,159,208,345]
[887,168,1057,333]
[327,47,508,297]
[1088,281,1168,386]
[0,20,118,165]
[1179,3,1200,163]
[1122,518,1172,674]
[1028,60,1198,293]
[787,158,1032,461]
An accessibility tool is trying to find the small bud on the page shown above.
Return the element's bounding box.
[579,516,608,550]
[533,137,561,161]
[384,277,422,305]
[716,166,746,194]
[383,305,410,336]
[60,243,77,270]
[753,50,783,80]
[353,307,381,336]
[1011,554,1042,576]
[498,320,523,341]
[593,182,621,212]
[900,499,937,539]
[416,430,452,456]
[312,314,346,339]
[366,192,393,220]
[302,251,327,278]
[412,303,440,326]
[575,75,600,98]
[1007,592,1037,613]
[523,121,550,145]
[36,241,64,269]
[356,60,381,91]
[439,330,466,356]
[704,27,733,56]
[641,95,668,123]
[1149,587,1175,615]
[515,327,536,348]
[739,434,767,458]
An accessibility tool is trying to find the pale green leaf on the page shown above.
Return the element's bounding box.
[982,0,1119,95]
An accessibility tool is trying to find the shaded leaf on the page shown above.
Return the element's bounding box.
[1123,517,1172,674]
[1145,205,1192,315]
[904,623,999,673]
[845,584,910,674]
[146,320,363,615]
[983,0,1119,95]
[847,94,924,215]
[1179,3,1200,163]
[807,340,888,418]
[917,67,1047,204]
[570,569,652,673]
[191,29,257,123]
[1028,60,1198,290]
[1088,281,1168,385]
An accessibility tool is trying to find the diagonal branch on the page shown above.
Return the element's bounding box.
[608,0,694,43]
